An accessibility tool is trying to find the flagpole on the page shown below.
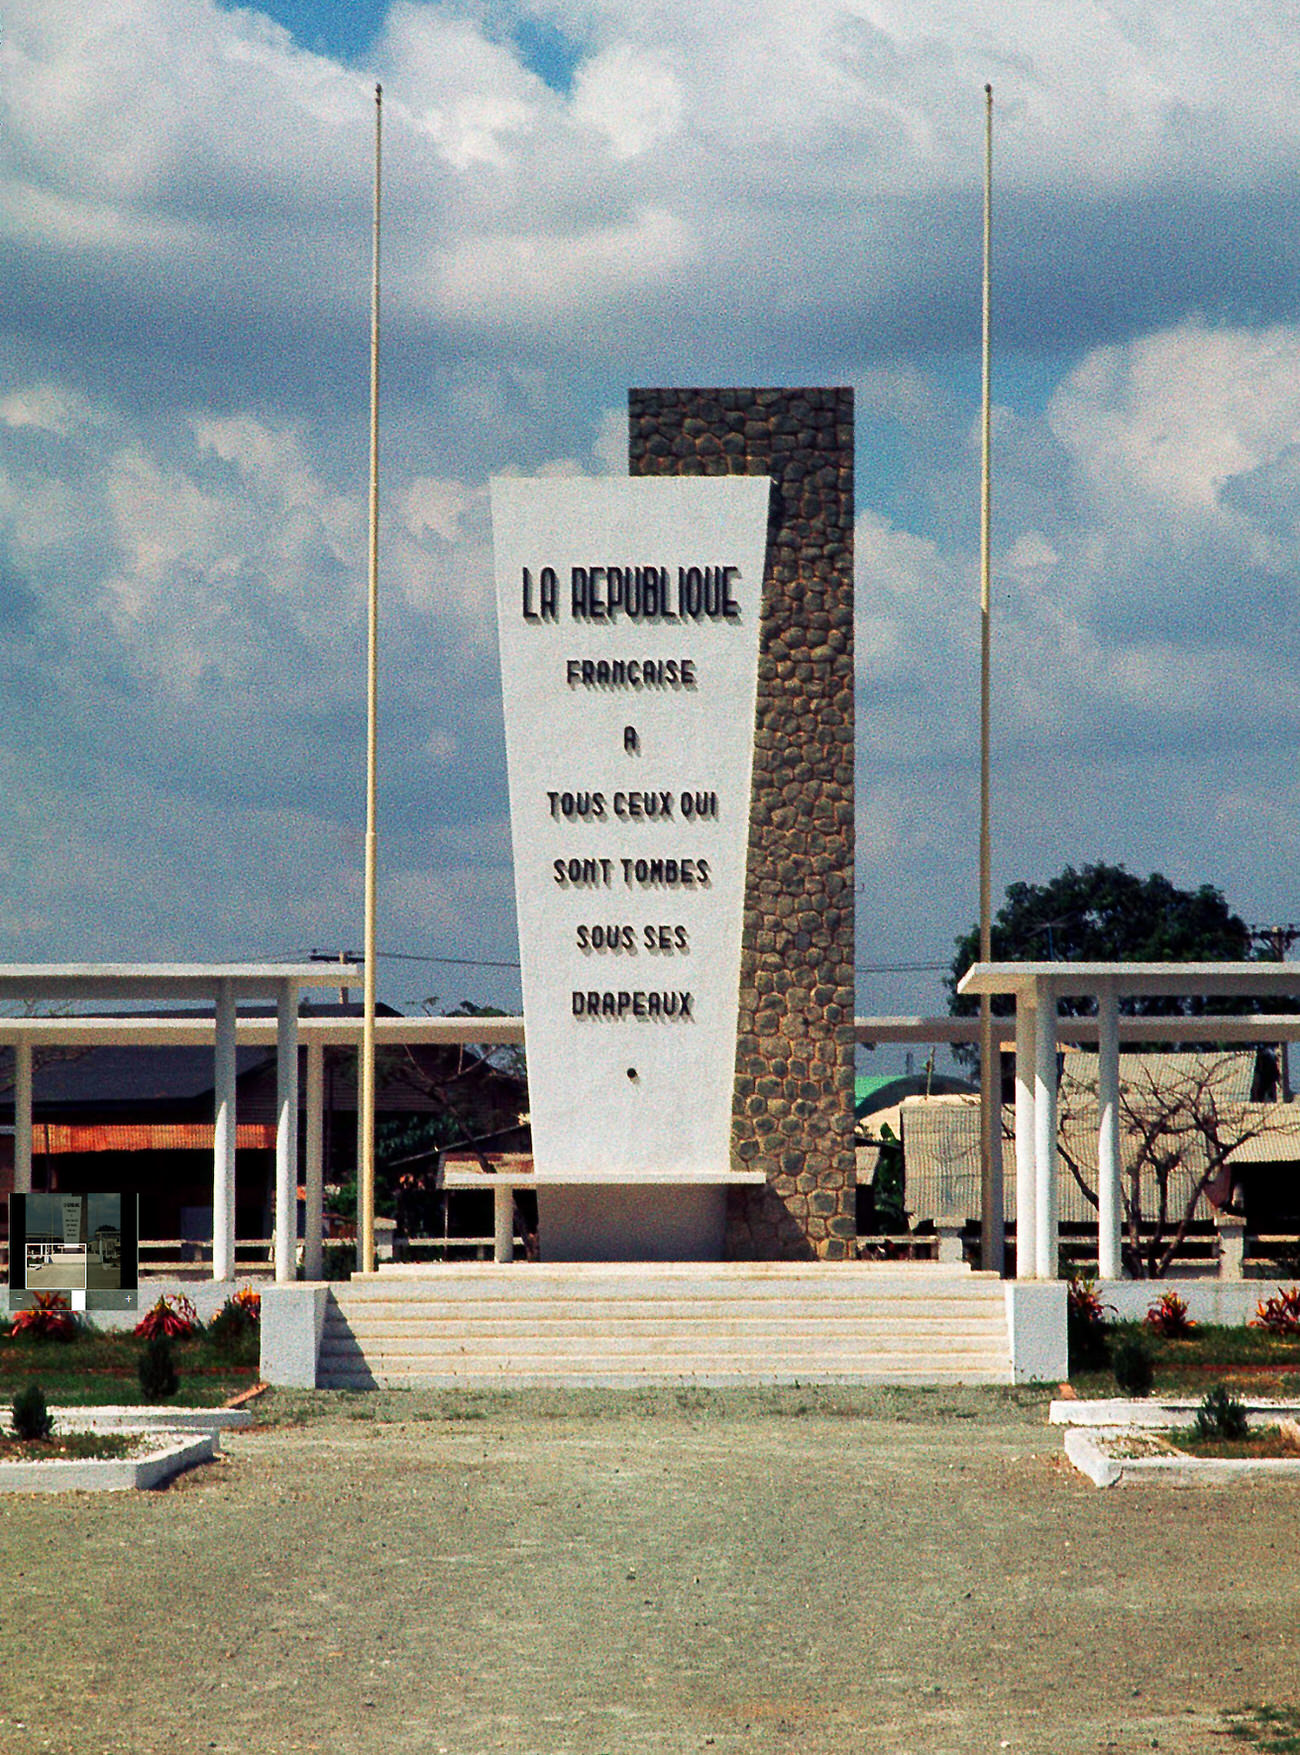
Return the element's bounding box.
[978,82,1003,1273]
[360,81,381,1277]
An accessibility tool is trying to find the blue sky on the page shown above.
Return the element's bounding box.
[5,1,1300,1071]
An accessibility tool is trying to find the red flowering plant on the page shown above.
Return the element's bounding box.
[133,1293,199,1341]
[1145,1290,1196,1339]
[10,1291,77,1342]
[1066,1275,1113,1371]
[1066,1276,1112,1329]
[231,1286,261,1325]
[1252,1285,1300,1337]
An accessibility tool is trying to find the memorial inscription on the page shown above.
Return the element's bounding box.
[492,476,770,1182]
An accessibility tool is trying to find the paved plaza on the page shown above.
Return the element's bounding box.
[0,1385,1296,1754]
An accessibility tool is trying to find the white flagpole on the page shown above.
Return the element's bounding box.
[360,82,381,1276]
[978,82,1003,1273]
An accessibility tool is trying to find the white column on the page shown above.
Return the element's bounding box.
[1013,999,1037,1281]
[13,1041,32,1194]
[303,1040,324,1281]
[493,1184,513,1264]
[1033,978,1059,1280]
[274,982,299,1285]
[212,981,237,1283]
[1097,983,1122,1281]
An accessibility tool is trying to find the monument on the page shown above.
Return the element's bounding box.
[491,388,855,1262]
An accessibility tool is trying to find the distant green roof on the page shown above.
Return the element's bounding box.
[855,1072,978,1119]
[855,1075,902,1105]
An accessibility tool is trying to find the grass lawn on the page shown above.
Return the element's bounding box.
[1071,1321,1300,1396]
[0,1324,260,1409]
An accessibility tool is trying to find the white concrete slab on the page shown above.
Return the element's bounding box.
[0,1431,218,1493]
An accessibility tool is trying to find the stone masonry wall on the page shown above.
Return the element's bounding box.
[629,388,856,1259]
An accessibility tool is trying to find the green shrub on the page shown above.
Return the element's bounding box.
[138,1335,179,1402]
[1112,1332,1154,1397]
[11,1384,53,1441]
[206,1298,254,1353]
[1194,1383,1248,1441]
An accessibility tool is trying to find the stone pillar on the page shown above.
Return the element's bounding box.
[1013,1001,1037,1281]
[13,1041,32,1195]
[1216,1211,1247,1280]
[1096,984,1123,1280]
[1032,978,1059,1280]
[274,982,299,1285]
[212,980,237,1283]
[303,1040,325,1282]
[629,388,856,1260]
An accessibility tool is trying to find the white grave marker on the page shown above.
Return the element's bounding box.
[492,476,770,1181]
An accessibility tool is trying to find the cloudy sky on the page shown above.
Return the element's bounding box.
[4,0,1300,1066]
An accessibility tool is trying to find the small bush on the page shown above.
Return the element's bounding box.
[1112,1332,1154,1397]
[1252,1285,1300,1337]
[1145,1290,1195,1339]
[206,1298,252,1350]
[1067,1276,1111,1372]
[11,1384,53,1442]
[138,1335,179,1402]
[1194,1383,1249,1441]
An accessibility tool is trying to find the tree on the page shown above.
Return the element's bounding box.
[1056,1051,1296,1278]
[947,863,1256,1071]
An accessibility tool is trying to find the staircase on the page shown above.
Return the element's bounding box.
[317,1262,1011,1388]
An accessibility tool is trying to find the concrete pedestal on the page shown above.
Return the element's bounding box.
[538,1186,729,1262]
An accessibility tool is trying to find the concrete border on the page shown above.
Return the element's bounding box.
[46,1405,254,1433]
[1050,1397,1300,1428]
[1054,1398,1300,1487]
[1064,1425,1300,1488]
[0,1430,218,1493]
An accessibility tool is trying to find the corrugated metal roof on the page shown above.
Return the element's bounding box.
[32,1123,276,1154]
[897,1064,1300,1224]
[1061,1049,1258,1103]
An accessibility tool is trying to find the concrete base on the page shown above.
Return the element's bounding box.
[537,1185,728,1262]
[260,1283,330,1388]
[1004,1281,1068,1383]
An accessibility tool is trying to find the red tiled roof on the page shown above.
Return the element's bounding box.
[32,1123,277,1155]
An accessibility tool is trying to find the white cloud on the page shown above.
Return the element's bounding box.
[0,383,97,436]
[1050,323,1300,531]
[569,45,684,161]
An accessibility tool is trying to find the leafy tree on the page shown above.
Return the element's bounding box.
[947,863,1255,1070]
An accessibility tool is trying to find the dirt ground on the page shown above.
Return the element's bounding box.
[0,1384,1295,1755]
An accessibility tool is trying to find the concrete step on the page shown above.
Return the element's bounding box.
[321,1318,1005,1346]
[345,1267,992,1297]
[331,1288,1002,1315]
[318,1364,1009,1389]
[326,1298,1005,1324]
[314,1264,1013,1388]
